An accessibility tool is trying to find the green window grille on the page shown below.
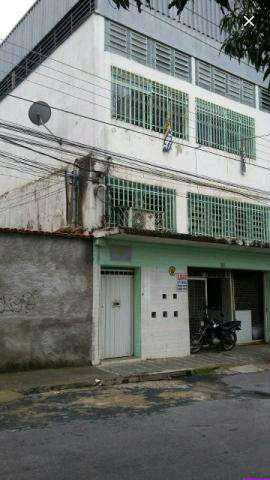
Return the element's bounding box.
[105,20,191,82]
[106,176,176,232]
[196,99,256,159]
[188,192,270,243]
[112,67,189,140]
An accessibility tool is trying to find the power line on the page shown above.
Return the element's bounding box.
[0,185,66,215]
[1,33,270,149]
[0,51,112,95]
[0,38,113,88]
[0,44,266,139]
[0,57,111,112]
[0,116,265,181]
[0,24,267,129]
[0,149,64,177]
[135,1,265,76]
[0,43,268,145]
[1,117,270,205]
[4,91,270,174]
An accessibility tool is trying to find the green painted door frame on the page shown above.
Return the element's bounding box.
[133,268,141,357]
[99,265,141,358]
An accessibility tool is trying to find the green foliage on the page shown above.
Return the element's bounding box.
[112,0,270,85]
[220,1,270,83]
[168,0,231,15]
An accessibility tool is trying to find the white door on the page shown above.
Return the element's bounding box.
[101,269,134,359]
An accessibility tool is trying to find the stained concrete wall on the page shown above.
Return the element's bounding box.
[0,171,67,231]
[0,232,93,371]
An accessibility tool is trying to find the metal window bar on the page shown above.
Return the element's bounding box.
[111,66,189,140]
[106,176,176,231]
[196,98,256,159]
[188,192,270,242]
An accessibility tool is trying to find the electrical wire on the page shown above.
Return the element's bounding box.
[0,45,267,140]
[1,33,270,152]
[0,186,66,214]
[0,4,269,212]
[133,1,265,75]
[1,117,270,207]
[4,92,270,174]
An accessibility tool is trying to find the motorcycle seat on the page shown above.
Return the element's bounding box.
[223,321,241,329]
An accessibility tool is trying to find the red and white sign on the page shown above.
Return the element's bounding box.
[175,273,188,281]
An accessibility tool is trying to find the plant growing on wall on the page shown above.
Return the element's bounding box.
[112,0,270,86]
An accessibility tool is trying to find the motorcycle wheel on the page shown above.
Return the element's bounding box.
[222,332,237,351]
[190,333,203,354]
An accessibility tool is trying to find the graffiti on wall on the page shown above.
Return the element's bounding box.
[0,290,39,314]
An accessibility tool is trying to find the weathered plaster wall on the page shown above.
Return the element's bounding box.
[0,171,67,231]
[0,233,93,370]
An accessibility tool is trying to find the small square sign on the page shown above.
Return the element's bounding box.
[176,272,188,291]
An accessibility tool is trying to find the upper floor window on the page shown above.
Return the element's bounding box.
[196,99,256,159]
[260,87,270,113]
[112,67,189,140]
[188,192,270,243]
[106,20,191,83]
[106,176,176,232]
[196,60,256,107]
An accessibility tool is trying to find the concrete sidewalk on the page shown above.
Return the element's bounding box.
[99,343,270,380]
[0,344,269,396]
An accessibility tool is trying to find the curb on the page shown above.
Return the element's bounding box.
[119,365,220,384]
[4,359,268,397]
[21,365,221,395]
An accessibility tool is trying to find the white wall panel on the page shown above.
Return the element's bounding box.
[141,267,190,359]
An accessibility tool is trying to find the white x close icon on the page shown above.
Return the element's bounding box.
[244,15,254,27]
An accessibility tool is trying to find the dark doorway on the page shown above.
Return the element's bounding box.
[207,277,222,311]
[188,278,207,336]
[233,270,264,340]
[188,267,233,337]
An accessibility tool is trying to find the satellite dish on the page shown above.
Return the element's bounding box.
[28,101,51,126]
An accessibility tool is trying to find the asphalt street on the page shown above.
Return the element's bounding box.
[1,368,270,480]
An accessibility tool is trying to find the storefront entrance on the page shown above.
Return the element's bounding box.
[188,268,233,337]
[233,270,264,341]
[188,267,264,342]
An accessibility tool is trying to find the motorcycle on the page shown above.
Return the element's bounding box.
[191,314,241,354]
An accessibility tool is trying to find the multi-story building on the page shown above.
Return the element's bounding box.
[0,0,269,366]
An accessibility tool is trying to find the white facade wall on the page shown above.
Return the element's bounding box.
[0,13,269,232]
[141,268,189,359]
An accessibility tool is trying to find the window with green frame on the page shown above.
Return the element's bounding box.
[106,176,176,232]
[188,192,270,242]
[111,67,189,140]
[196,99,256,159]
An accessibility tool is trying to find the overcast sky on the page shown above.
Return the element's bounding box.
[0,0,36,42]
